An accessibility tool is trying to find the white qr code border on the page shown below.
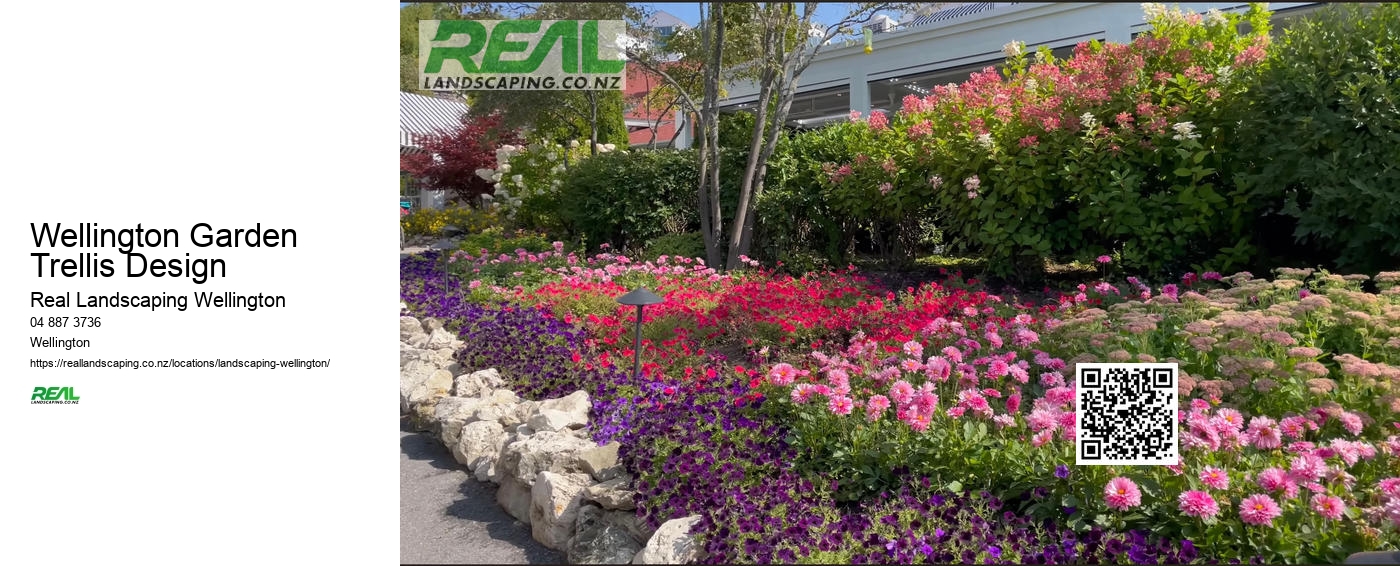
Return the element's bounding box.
[1074,363,1180,466]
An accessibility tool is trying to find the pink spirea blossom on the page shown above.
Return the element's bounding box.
[1104,477,1142,511]
[1178,490,1220,518]
[868,110,889,130]
[1239,494,1283,526]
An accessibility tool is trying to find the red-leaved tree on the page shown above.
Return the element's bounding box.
[400,113,524,205]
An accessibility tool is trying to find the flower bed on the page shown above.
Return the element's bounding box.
[402,247,1400,564]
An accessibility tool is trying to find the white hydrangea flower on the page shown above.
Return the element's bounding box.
[1216,66,1234,85]
[512,174,523,184]
[546,151,557,161]
[1080,112,1098,129]
[498,163,511,173]
[569,140,580,148]
[603,143,616,151]
[1002,41,1024,58]
[1205,8,1227,25]
[1142,3,1167,21]
[1172,121,1201,140]
[976,132,994,150]
[552,164,565,174]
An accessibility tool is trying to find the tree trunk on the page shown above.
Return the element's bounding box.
[695,1,726,269]
[726,6,780,270]
[587,91,599,157]
[736,63,798,262]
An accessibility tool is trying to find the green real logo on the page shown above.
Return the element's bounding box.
[31,386,80,404]
[419,20,627,91]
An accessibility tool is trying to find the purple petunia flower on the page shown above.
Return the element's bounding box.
[1055,465,1071,479]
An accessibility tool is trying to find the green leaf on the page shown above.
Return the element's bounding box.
[947,480,963,494]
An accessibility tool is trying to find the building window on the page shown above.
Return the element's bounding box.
[400,172,423,209]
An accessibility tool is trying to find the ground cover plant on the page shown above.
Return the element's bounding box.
[402,241,1400,563]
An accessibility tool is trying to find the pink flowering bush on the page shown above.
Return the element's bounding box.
[822,3,1274,277]
[756,266,1400,562]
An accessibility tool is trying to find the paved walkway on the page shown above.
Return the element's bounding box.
[400,417,562,564]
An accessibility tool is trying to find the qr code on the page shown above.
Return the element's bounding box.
[1075,363,1179,466]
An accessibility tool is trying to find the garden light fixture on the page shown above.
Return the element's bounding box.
[616,287,665,380]
[429,239,457,310]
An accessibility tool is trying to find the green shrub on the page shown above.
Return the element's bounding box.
[755,123,866,268]
[641,232,707,262]
[457,226,555,256]
[1232,3,1400,273]
[487,140,593,234]
[824,4,1274,278]
[556,149,698,251]
[556,149,740,253]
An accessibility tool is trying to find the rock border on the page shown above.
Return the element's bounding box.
[400,310,702,565]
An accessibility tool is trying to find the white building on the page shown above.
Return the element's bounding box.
[400,91,470,210]
[718,2,1323,127]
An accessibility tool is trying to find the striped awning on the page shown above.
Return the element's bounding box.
[905,3,1007,28]
[401,91,469,149]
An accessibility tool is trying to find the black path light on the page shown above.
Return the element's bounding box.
[616,287,665,380]
[429,239,457,310]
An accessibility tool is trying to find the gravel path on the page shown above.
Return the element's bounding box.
[400,417,563,564]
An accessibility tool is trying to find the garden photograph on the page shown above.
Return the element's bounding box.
[398,2,1400,564]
